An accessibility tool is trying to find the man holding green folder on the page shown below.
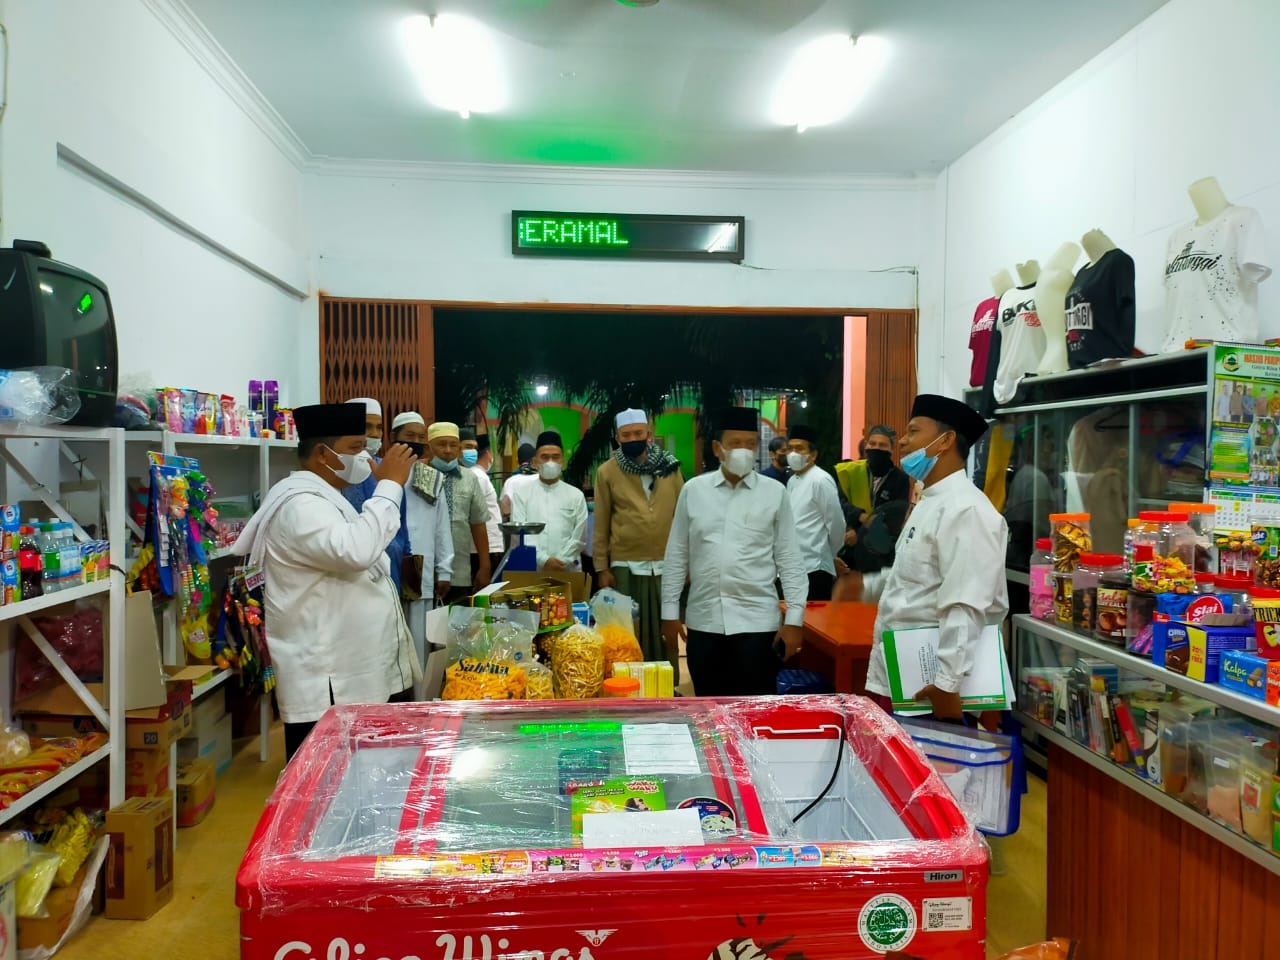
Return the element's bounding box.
[836,394,1007,720]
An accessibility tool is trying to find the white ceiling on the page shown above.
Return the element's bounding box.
[185,0,1170,175]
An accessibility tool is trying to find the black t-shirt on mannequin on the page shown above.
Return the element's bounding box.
[1065,249,1136,368]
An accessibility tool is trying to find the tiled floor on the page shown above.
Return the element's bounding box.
[57,720,1049,960]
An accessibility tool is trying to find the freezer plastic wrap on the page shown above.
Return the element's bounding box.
[237,696,989,960]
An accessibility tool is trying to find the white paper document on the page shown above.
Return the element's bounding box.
[621,723,700,775]
[581,808,705,849]
[882,624,1012,714]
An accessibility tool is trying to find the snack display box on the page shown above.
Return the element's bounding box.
[237,696,987,960]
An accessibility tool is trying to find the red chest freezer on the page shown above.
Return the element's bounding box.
[237,696,987,960]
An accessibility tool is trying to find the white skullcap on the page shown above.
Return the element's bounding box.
[349,397,382,416]
[615,408,648,429]
[392,411,426,431]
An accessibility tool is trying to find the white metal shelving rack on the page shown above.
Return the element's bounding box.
[0,423,127,822]
[123,430,294,762]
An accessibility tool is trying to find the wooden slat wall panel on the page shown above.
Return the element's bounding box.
[863,309,918,437]
[318,297,435,440]
[1047,742,1280,959]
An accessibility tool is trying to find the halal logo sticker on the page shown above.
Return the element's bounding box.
[1222,353,1241,373]
[858,893,917,952]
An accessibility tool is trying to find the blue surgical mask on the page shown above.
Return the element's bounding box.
[899,433,949,483]
[432,456,459,473]
[461,449,479,467]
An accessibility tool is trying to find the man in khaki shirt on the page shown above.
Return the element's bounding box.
[594,409,685,677]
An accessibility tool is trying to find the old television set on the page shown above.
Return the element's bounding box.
[0,240,118,426]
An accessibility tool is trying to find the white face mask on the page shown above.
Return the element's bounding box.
[325,447,373,485]
[722,447,757,478]
[539,461,562,482]
[786,451,810,472]
[364,436,382,456]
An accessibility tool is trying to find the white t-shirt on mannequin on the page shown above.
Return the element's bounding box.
[1162,206,1271,349]
[992,285,1042,404]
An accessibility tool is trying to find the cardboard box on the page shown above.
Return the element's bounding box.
[176,758,216,828]
[178,714,232,776]
[104,793,174,920]
[124,748,169,799]
[17,667,203,750]
[189,692,227,739]
[1219,650,1280,704]
[17,862,86,952]
[495,570,591,603]
[1158,622,1255,683]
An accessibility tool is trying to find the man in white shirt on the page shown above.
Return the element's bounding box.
[838,394,1007,720]
[427,421,492,601]
[461,428,504,577]
[510,431,588,571]
[499,442,539,520]
[390,412,453,691]
[230,403,418,761]
[784,423,845,601]
[661,407,808,697]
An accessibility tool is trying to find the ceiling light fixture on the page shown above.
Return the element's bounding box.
[399,13,506,119]
[535,384,549,398]
[770,34,888,133]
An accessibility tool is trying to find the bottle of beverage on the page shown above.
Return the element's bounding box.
[56,523,80,591]
[18,526,41,600]
[37,522,58,594]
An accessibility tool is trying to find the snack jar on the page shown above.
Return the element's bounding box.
[1095,569,1130,647]
[1193,572,1217,595]
[602,676,641,698]
[1131,512,1196,594]
[1029,537,1055,622]
[1214,574,1255,617]
[1122,518,1142,572]
[1050,513,1092,625]
[1126,546,1158,657]
[1170,502,1217,573]
[1072,553,1122,635]
[1217,530,1260,577]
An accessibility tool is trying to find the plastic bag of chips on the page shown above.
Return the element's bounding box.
[591,589,642,677]
[550,624,605,699]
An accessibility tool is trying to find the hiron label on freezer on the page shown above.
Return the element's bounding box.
[923,869,963,883]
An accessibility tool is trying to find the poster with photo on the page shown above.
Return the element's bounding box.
[1210,345,1280,486]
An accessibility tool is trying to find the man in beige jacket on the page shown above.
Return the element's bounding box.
[594,409,685,678]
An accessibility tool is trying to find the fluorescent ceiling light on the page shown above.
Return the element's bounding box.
[706,224,738,253]
[400,13,506,118]
[770,34,888,133]
[535,383,549,397]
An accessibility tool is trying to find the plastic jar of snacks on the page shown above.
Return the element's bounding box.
[1126,546,1158,657]
[1072,553,1122,635]
[1131,512,1195,594]
[1216,531,1259,577]
[1050,513,1092,624]
[1095,569,1129,646]
[1029,538,1055,622]
[1170,502,1217,573]
[1214,574,1254,616]
[603,676,641,698]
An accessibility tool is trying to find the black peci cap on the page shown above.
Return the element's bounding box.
[715,407,759,433]
[293,403,366,441]
[910,394,989,446]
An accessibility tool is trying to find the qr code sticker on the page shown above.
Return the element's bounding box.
[922,897,972,932]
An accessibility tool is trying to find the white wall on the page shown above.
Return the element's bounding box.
[934,0,1280,398]
[0,0,309,402]
[299,166,933,401]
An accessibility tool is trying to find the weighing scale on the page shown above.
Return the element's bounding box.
[493,521,545,580]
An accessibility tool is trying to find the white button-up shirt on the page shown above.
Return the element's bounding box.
[510,478,588,570]
[662,468,807,635]
[404,487,454,585]
[862,470,1009,696]
[786,465,845,576]
[469,464,504,553]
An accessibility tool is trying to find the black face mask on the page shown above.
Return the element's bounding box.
[866,448,894,477]
[620,439,648,459]
[401,441,426,459]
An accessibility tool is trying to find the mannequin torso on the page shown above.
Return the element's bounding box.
[1189,176,1231,225]
[1016,261,1041,287]
[1081,229,1117,266]
[991,269,1014,299]
[1034,242,1082,374]
[969,270,1013,388]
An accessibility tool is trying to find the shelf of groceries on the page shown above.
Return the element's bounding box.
[1014,613,1280,876]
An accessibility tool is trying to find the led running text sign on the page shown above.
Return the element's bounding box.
[512,211,745,262]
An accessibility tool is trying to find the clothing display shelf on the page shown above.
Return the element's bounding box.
[0,423,127,824]
[124,429,296,762]
[1011,613,1280,877]
[974,349,1212,576]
